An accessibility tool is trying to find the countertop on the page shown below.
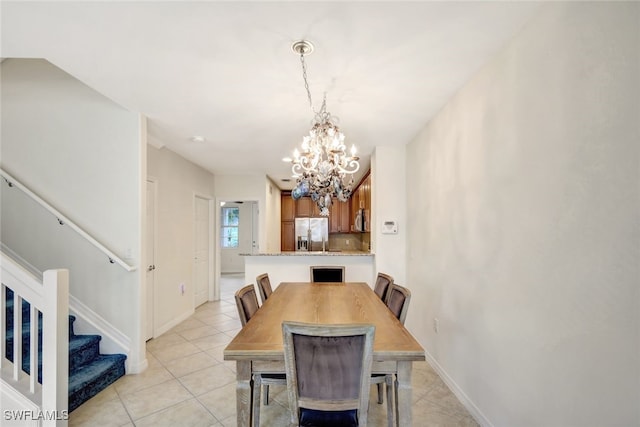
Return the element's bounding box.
[240,251,373,256]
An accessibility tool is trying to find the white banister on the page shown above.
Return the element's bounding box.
[0,168,136,272]
[1,251,70,426]
[42,269,69,427]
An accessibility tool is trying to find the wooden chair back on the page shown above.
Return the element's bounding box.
[310,266,345,282]
[234,284,259,326]
[282,321,375,426]
[256,273,272,303]
[386,284,411,325]
[373,272,394,304]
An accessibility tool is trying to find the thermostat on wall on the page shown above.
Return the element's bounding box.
[381,220,398,234]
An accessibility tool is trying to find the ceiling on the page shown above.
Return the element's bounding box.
[1,1,540,190]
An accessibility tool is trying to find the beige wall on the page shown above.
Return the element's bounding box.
[0,58,146,370]
[147,145,215,335]
[406,3,639,426]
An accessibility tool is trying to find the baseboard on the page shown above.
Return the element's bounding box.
[155,309,195,337]
[424,349,494,427]
[69,294,131,361]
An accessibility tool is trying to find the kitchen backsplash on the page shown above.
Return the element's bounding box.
[329,232,371,252]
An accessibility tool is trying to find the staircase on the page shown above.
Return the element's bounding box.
[4,287,127,412]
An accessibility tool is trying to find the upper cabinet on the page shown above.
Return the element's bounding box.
[282,195,295,222]
[329,200,350,233]
[295,197,321,217]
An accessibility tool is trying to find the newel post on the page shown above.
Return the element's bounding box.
[42,269,69,427]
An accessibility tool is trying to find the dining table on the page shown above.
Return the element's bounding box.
[224,281,426,426]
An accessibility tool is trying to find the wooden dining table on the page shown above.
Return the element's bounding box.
[224,281,425,426]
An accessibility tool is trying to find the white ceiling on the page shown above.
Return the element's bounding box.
[1,1,540,190]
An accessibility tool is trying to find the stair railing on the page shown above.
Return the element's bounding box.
[0,167,137,272]
[1,250,69,426]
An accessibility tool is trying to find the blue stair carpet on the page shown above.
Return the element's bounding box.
[4,287,127,412]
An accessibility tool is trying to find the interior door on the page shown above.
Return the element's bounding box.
[194,196,210,307]
[145,180,156,341]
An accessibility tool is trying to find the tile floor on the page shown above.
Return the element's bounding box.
[69,274,478,426]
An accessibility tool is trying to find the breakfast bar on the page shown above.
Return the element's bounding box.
[241,251,375,292]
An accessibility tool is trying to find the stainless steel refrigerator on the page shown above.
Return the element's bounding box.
[294,217,329,251]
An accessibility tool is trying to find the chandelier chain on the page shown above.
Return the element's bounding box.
[299,52,315,113]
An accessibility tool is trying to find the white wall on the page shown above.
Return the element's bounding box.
[0,58,145,370]
[147,145,215,335]
[371,146,407,286]
[406,3,639,426]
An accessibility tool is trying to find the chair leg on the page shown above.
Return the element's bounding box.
[377,382,384,404]
[264,385,270,405]
[385,375,395,427]
[252,376,262,427]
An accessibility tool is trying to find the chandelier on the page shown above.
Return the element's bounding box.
[290,40,360,216]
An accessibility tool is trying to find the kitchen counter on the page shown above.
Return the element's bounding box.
[241,252,375,292]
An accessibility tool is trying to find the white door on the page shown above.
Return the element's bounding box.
[145,180,156,341]
[194,196,210,307]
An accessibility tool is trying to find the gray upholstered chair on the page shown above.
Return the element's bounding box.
[310,265,345,282]
[373,272,394,304]
[234,284,286,427]
[370,283,412,426]
[282,321,375,427]
[256,273,273,304]
[234,284,259,326]
[385,283,411,325]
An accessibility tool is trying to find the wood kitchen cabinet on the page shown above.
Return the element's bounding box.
[329,200,351,233]
[281,220,295,251]
[282,195,295,221]
[296,197,312,217]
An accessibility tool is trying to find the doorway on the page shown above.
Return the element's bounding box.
[194,195,213,307]
[219,201,258,273]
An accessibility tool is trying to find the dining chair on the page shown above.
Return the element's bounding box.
[256,273,273,304]
[369,283,412,426]
[234,284,260,326]
[282,321,375,427]
[385,283,411,325]
[234,284,287,427]
[373,272,394,304]
[310,265,345,282]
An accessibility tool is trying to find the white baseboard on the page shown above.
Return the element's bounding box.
[424,349,494,427]
[155,309,195,338]
[69,294,131,361]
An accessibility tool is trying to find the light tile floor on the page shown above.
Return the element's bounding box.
[70,274,478,426]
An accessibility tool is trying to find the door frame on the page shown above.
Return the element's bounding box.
[214,198,259,301]
[145,177,158,340]
[193,192,215,305]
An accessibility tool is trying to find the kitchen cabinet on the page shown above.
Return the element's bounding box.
[281,220,295,251]
[282,195,295,221]
[296,197,312,217]
[296,196,322,217]
[329,200,350,233]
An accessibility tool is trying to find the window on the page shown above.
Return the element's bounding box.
[221,207,239,248]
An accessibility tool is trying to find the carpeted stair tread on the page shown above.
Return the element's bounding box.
[5,288,127,413]
[68,354,126,412]
[69,334,101,353]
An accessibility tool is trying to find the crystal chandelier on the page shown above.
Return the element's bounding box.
[290,40,360,216]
